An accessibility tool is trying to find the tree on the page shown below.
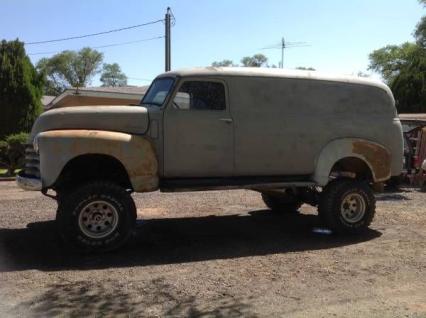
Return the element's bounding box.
[415,0,426,46]
[241,54,268,67]
[368,0,426,113]
[357,71,370,78]
[415,16,426,47]
[369,43,419,82]
[100,63,127,87]
[37,47,103,95]
[0,39,43,138]
[369,43,426,113]
[296,67,316,71]
[390,46,426,112]
[211,59,234,67]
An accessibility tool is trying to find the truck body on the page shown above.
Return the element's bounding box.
[17,67,404,251]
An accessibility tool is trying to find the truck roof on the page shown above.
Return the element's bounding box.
[159,67,391,93]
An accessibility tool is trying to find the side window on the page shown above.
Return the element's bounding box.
[173,81,226,110]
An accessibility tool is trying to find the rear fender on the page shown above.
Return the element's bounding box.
[314,138,391,186]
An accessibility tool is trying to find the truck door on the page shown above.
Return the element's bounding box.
[163,79,234,177]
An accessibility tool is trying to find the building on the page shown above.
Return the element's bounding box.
[44,86,149,110]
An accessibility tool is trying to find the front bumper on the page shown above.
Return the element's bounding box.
[16,173,42,191]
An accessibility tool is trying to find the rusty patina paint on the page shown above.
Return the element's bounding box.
[352,141,391,180]
[39,130,158,192]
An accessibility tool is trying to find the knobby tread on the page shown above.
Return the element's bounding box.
[318,178,376,234]
[57,180,136,253]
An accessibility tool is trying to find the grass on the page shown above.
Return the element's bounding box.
[0,168,21,177]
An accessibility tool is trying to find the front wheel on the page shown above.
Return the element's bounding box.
[318,179,375,234]
[57,181,136,252]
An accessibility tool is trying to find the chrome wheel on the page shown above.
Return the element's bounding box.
[340,193,366,223]
[78,200,119,239]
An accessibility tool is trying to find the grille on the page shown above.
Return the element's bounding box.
[24,144,40,178]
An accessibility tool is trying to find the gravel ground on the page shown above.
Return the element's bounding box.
[0,181,425,317]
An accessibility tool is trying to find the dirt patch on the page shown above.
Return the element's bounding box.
[0,182,425,317]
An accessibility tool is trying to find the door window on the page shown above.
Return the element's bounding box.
[173,81,226,110]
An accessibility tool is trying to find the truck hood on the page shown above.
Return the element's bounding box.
[30,105,149,140]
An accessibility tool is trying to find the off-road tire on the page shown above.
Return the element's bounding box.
[421,181,426,193]
[261,193,303,213]
[57,181,136,252]
[318,179,375,234]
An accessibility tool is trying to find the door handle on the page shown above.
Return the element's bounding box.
[219,118,233,123]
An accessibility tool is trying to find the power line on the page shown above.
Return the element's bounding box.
[25,19,164,45]
[262,44,311,50]
[28,35,165,56]
[261,37,310,68]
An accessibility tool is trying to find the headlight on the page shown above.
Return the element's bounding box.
[422,159,426,171]
[33,134,40,153]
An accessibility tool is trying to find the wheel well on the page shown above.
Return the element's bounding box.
[330,157,373,181]
[54,154,132,191]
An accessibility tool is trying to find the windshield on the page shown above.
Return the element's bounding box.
[140,77,175,107]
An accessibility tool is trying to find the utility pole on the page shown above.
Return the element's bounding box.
[281,37,285,69]
[165,7,171,71]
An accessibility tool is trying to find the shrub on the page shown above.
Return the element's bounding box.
[0,132,28,176]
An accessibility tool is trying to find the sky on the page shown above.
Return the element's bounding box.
[1,0,423,87]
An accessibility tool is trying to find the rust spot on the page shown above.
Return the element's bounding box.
[352,141,391,180]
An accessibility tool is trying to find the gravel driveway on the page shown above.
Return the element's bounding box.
[0,181,425,317]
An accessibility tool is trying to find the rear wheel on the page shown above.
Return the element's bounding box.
[261,192,303,213]
[57,181,136,252]
[318,179,375,234]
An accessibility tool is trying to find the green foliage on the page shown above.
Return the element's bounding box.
[415,15,426,47]
[414,1,425,46]
[241,54,268,67]
[6,132,28,145]
[212,54,270,67]
[369,43,426,113]
[368,1,426,113]
[390,46,426,112]
[0,132,28,176]
[100,63,127,87]
[357,71,370,78]
[369,43,419,82]
[0,39,43,138]
[36,47,103,95]
[296,67,316,71]
[211,59,234,67]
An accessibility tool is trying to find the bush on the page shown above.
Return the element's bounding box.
[6,132,28,146]
[0,132,28,176]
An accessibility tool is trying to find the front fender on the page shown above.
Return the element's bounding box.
[313,138,391,186]
[38,130,158,192]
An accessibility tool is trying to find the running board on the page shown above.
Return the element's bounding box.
[160,176,315,192]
